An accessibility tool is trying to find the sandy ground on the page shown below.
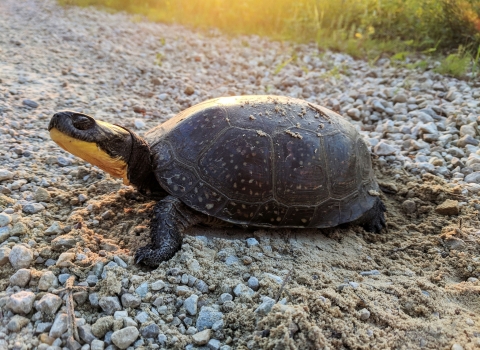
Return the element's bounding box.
[0,0,479,349]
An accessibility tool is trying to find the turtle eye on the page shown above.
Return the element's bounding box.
[71,114,95,130]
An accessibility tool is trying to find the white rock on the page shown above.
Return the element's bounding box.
[111,326,139,349]
[192,329,212,345]
[38,271,59,291]
[0,213,12,227]
[35,293,63,314]
[7,291,36,314]
[49,313,68,338]
[373,141,396,156]
[9,245,33,269]
[45,221,63,235]
[0,169,14,181]
[9,268,31,287]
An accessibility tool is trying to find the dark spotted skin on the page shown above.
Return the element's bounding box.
[134,95,387,266]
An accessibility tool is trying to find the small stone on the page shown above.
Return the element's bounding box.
[184,86,195,95]
[135,311,149,323]
[255,297,275,316]
[22,203,45,214]
[99,296,122,315]
[457,135,479,147]
[444,237,466,251]
[435,200,459,215]
[0,247,10,265]
[9,244,33,269]
[124,317,138,327]
[35,188,51,202]
[218,293,233,304]
[35,293,62,314]
[9,268,31,287]
[359,308,370,320]
[451,344,464,350]
[45,222,63,235]
[134,119,146,129]
[158,93,168,100]
[113,255,127,268]
[7,315,30,332]
[176,285,190,295]
[151,280,165,291]
[207,339,221,350]
[360,270,381,276]
[51,235,76,250]
[184,294,199,315]
[141,323,160,338]
[0,213,12,227]
[192,329,212,345]
[7,290,35,314]
[373,141,396,156]
[78,324,96,344]
[393,94,407,103]
[121,293,141,309]
[464,172,480,184]
[246,238,259,247]
[196,306,224,331]
[23,99,39,108]
[0,169,14,181]
[233,284,255,298]
[157,334,167,345]
[90,339,105,350]
[86,275,99,286]
[89,292,99,307]
[111,326,139,349]
[247,276,259,291]
[402,200,416,214]
[224,255,239,265]
[347,108,361,120]
[36,322,53,333]
[265,273,283,284]
[459,124,476,137]
[49,313,68,338]
[194,279,209,293]
[466,318,475,326]
[58,273,71,284]
[135,282,148,298]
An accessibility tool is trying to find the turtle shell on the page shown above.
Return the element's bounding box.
[145,95,379,228]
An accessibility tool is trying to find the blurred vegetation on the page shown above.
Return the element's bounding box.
[59,0,480,77]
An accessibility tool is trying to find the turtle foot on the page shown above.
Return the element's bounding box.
[135,243,180,267]
[358,198,387,233]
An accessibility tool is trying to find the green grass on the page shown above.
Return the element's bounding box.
[58,0,480,78]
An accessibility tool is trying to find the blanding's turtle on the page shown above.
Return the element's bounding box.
[48,95,386,266]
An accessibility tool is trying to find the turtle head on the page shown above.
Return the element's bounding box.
[48,111,160,193]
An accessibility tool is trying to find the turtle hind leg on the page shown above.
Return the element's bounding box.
[354,197,387,233]
[135,196,203,267]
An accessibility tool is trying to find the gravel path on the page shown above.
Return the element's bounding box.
[1,1,480,350]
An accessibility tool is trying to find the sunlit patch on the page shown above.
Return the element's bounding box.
[49,128,130,184]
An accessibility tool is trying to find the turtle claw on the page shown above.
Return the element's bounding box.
[357,198,387,233]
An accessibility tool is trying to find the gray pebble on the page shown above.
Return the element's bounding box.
[36,322,53,333]
[135,282,149,298]
[86,274,99,286]
[233,284,255,298]
[111,326,139,349]
[207,339,221,350]
[141,323,160,338]
[22,99,39,108]
[360,270,381,276]
[58,273,71,284]
[49,313,68,338]
[246,238,259,247]
[99,296,122,315]
[9,268,31,287]
[157,334,167,345]
[78,324,96,344]
[0,213,12,227]
[7,315,30,332]
[0,247,10,266]
[0,169,14,181]
[9,244,33,269]
[464,172,480,184]
[135,311,149,323]
[194,279,209,293]
[121,293,141,308]
[196,306,224,331]
[89,292,99,307]
[22,203,45,214]
[255,296,275,316]
[90,339,105,350]
[151,279,165,291]
[247,276,259,291]
[35,293,62,314]
[359,308,371,321]
[184,294,199,315]
[218,293,233,304]
[212,319,224,331]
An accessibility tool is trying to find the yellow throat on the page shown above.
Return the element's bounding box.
[49,128,130,185]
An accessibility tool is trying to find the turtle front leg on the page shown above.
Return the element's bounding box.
[135,196,204,267]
